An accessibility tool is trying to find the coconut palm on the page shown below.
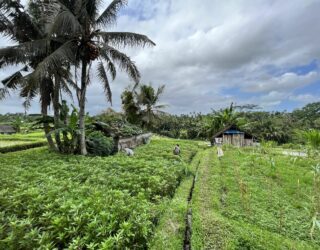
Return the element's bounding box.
[136,84,166,129]
[29,0,155,155]
[1,0,155,155]
[0,0,57,148]
[0,0,79,151]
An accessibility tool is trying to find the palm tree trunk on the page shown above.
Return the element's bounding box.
[53,76,62,151]
[79,60,88,155]
[41,105,56,151]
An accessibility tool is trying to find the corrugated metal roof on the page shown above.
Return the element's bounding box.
[224,129,244,134]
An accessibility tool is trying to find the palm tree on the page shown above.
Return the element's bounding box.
[121,84,167,129]
[30,0,155,155]
[0,0,155,155]
[121,89,140,124]
[0,0,79,151]
[206,103,237,135]
[136,84,166,129]
[0,0,57,149]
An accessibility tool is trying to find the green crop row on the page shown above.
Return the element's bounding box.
[191,146,320,249]
[0,142,48,153]
[0,136,203,249]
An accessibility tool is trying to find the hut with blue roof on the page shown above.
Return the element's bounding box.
[212,124,254,147]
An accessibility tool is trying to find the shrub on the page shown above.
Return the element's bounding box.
[86,131,114,156]
[302,129,320,149]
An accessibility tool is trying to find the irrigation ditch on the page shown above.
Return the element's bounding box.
[183,152,202,250]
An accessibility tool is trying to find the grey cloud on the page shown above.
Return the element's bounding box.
[1,0,320,114]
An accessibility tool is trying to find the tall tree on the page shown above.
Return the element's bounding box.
[34,0,155,155]
[0,0,57,149]
[136,84,166,129]
[122,84,166,129]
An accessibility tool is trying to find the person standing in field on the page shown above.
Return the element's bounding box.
[215,138,224,160]
[217,146,224,160]
[173,144,180,155]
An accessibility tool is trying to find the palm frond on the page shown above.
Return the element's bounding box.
[97,61,112,104]
[100,45,140,83]
[0,87,9,100]
[98,32,156,47]
[49,8,82,36]
[156,85,165,98]
[108,61,117,80]
[33,40,77,80]
[1,66,28,89]
[83,0,101,22]
[39,77,54,110]
[96,0,127,26]
[60,78,74,101]
[0,13,14,39]
[0,1,43,42]
[19,73,39,110]
[0,39,49,66]
[154,104,168,110]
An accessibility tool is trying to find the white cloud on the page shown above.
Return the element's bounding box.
[244,71,319,93]
[1,0,320,114]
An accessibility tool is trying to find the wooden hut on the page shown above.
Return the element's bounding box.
[212,124,254,147]
[0,125,16,135]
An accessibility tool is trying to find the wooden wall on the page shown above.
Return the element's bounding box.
[221,134,253,147]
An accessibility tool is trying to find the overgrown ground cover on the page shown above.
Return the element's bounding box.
[191,146,320,249]
[0,136,203,249]
[0,132,47,153]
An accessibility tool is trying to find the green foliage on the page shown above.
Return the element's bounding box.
[86,131,114,156]
[94,109,144,138]
[121,90,140,124]
[191,146,320,249]
[0,137,200,249]
[121,84,166,129]
[149,150,205,249]
[301,129,320,149]
[151,102,320,144]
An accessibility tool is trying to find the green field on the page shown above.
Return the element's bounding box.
[191,146,320,249]
[0,132,47,153]
[0,132,46,147]
[1,135,320,249]
[0,136,202,249]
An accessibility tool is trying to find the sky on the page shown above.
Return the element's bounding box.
[0,0,320,115]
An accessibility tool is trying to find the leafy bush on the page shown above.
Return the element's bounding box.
[302,129,320,149]
[0,137,201,249]
[86,131,114,156]
[94,110,144,137]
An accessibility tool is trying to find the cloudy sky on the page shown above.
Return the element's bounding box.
[1,0,320,114]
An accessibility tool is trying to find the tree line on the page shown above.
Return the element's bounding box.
[147,102,320,145]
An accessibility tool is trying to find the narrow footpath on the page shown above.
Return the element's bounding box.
[183,149,217,250]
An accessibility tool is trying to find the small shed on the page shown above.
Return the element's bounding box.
[212,124,254,147]
[0,125,16,135]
